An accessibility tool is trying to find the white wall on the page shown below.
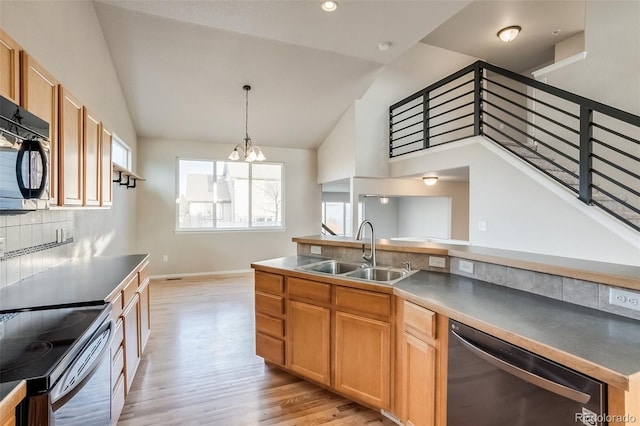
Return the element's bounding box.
[136,138,321,275]
[398,197,451,239]
[317,104,357,183]
[391,137,640,266]
[536,0,640,115]
[0,1,138,256]
[362,197,399,239]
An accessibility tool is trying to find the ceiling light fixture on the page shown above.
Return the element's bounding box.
[377,41,392,52]
[228,85,266,163]
[422,176,438,186]
[497,26,521,43]
[379,196,390,205]
[321,1,338,12]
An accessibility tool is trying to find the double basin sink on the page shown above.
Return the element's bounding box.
[296,259,416,285]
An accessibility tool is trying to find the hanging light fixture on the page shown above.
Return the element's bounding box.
[497,26,521,43]
[228,85,266,162]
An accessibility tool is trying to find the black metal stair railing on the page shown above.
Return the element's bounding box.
[389,60,640,232]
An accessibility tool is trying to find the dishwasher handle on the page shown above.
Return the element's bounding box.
[450,329,591,404]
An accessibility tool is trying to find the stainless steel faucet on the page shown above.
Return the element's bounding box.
[355,220,376,266]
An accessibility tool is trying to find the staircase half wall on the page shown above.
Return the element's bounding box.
[389,136,639,266]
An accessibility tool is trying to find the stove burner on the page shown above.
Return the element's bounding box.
[0,340,54,373]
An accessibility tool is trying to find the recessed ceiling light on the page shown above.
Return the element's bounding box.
[377,41,392,51]
[321,1,338,12]
[497,26,521,43]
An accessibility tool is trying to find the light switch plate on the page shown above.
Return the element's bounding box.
[459,260,474,274]
[310,245,322,255]
[428,256,447,268]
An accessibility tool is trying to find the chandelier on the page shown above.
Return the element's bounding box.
[228,85,266,162]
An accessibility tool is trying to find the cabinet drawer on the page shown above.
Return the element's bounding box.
[111,346,124,392]
[138,261,150,285]
[255,292,285,317]
[335,286,391,319]
[256,312,285,338]
[256,332,285,365]
[403,301,436,341]
[111,291,123,321]
[121,274,138,308]
[111,319,124,360]
[111,372,125,423]
[287,277,331,304]
[255,271,284,295]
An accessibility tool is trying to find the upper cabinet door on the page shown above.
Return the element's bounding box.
[0,29,21,104]
[83,108,101,206]
[100,125,112,206]
[59,86,84,206]
[20,53,59,205]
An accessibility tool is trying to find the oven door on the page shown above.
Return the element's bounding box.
[49,320,113,426]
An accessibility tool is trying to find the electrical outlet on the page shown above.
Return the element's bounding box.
[478,221,488,232]
[0,237,5,257]
[459,260,474,274]
[162,255,169,262]
[609,287,640,312]
[310,245,322,255]
[428,256,447,268]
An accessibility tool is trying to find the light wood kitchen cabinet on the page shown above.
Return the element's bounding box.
[396,300,441,426]
[137,268,151,353]
[254,271,286,366]
[20,53,59,205]
[100,125,113,206]
[59,86,84,206]
[83,108,101,206]
[334,310,391,409]
[286,276,331,385]
[0,29,21,104]
[122,292,140,393]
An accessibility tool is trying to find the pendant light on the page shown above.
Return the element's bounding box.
[228,85,266,162]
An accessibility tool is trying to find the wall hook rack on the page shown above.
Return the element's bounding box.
[113,164,144,189]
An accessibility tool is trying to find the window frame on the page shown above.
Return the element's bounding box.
[111,134,132,171]
[175,157,285,233]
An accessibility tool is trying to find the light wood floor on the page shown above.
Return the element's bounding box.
[118,274,395,426]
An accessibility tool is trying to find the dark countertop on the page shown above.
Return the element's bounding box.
[252,256,640,391]
[0,380,22,404]
[0,254,149,313]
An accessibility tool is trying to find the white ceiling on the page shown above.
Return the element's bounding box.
[421,0,586,72]
[94,0,585,154]
[94,0,470,150]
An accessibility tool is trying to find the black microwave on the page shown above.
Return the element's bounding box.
[0,95,50,213]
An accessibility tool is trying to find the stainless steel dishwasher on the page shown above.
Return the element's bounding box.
[447,319,606,426]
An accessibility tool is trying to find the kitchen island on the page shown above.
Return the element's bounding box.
[253,237,640,426]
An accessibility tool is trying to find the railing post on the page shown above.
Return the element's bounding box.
[389,107,394,157]
[579,106,593,203]
[473,62,482,136]
[422,89,430,149]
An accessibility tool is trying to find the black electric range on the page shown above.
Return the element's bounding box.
[0,305,110,391]
[0,305,113,426]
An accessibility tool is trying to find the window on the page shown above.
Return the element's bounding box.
[321,202,364,236]
[112,134,132,170]
[177,159,283,231]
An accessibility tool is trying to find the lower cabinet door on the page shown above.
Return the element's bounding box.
[138,279,151,353]
[122,294,141,394]
[334,311,391,409]
[287,300,331,385]
[404,333,437,426]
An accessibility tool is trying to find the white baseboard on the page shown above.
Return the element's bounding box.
[149,269,254,280]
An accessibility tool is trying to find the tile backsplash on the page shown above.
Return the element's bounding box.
[0,210,75,288]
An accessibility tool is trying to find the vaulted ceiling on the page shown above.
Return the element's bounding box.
[94,0,585,151]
